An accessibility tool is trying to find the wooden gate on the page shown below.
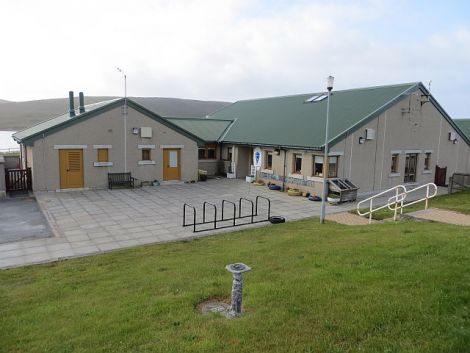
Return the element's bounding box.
[5,168,32,192]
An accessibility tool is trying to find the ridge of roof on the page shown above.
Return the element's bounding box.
[166,117,233,122]
[210,82,421,149]
[231,82,419,104]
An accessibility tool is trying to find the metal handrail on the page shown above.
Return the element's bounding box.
[357,183,437,224]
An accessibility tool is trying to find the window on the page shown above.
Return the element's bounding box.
[265,151,273,169]
[313,155,338,177]
[424,152,431,170]
[391,154,399,173]
[313,155,323,176]
[198,144,217,159]
[198,148,206,159]
[305,94,328,103]
[227,147,233,161]
[142,149,151,161]
[328,156,338,178]
[207,147,216,159]
[293,153,302,174]
[97,148,108,162]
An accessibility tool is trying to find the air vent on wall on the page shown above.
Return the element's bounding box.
[140,127,152,138]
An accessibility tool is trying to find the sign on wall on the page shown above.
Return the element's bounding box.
[253,147,263,170]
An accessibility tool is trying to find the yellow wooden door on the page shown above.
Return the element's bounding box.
[163,149,181,181]
[59,149,84,188]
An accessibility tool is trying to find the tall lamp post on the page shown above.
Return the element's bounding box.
[117,67,127,172]
[320,75,334,224]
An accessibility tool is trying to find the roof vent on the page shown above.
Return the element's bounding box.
[79,92,85,113]
[69,91,75,117]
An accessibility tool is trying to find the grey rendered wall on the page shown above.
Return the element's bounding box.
[330,87,470,193]
[256,148,325,195]
[30,105,199,191]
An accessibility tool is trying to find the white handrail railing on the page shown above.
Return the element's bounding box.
[357,183,438,224]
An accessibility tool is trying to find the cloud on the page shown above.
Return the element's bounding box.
[0,0,469,116]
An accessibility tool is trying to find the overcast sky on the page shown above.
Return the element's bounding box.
[1,0,469,117]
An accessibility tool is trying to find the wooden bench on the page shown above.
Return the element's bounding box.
[108,172,136,189]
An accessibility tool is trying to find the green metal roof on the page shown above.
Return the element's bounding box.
[454,119,470,140]
[166,118,233,142]
[13,99,119,142]
[210,82,420,149]
[13,99,205,146]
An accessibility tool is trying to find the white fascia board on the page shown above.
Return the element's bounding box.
[54,145,87,149]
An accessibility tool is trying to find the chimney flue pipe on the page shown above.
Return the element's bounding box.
[79,92,85,113]
[69,91,75,117]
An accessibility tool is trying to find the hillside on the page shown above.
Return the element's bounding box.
[0,96,230,131]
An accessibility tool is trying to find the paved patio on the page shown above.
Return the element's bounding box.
[0,179,356,269]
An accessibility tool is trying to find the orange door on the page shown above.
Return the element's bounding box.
[163,148,181,181]
[59,149,84,188]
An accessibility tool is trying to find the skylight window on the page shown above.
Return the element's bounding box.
[305,94,328,103]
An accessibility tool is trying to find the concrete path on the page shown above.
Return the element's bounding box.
[326,212,379,225]
[0,197,52,243]
[407,208,470,226]
[0,179,356,269]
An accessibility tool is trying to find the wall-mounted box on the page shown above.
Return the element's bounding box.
[365,128,375,140]
[141,127,152,138]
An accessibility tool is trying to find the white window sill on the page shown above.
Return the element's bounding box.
[138,144,156,149]
[138,160,156,165]
[261,168,273,174]
[389,173,401,177]
[94,162,113,167]
[288,173,304,180]
[422,170,432,174]
[306,175,323,182]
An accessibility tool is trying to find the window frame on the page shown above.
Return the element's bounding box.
[313,155,324,177]
[265,150,273,170]
[424,152,431,171]
[142,149,151,161]
[328,156,338,178]
[293,153,302,174]
[198,144,217,160]
[391,153,399,173]
[312,155,338,178]
[97,148,109,162]
[198,148,206,159]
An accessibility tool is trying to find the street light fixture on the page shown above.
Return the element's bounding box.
[320,75,334,224]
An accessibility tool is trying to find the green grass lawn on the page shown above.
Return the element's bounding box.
[1,196,470,352]
[355,188,470,220]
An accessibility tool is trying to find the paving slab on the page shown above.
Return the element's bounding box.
[1,179,360,269]
[407,208,470,226]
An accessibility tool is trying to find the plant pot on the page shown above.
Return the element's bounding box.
[287,189,302,196]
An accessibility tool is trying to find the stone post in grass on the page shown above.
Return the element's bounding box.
[225,263,251,317]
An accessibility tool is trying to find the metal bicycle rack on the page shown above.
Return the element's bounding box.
[183,196,271,233]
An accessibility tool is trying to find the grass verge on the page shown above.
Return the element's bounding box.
[0,202,469,352]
